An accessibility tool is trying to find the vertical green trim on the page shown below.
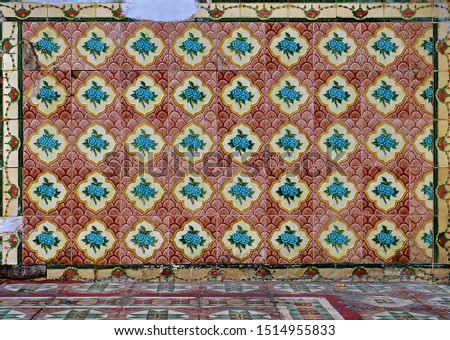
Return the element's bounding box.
[18,22,23,216]
[432,23,439,264]
[0,21,3,216]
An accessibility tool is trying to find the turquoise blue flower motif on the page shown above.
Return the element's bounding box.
[421,182,433,200]
[372,128,399,155]
[373,176,399,204]
[180,225,206,253]
[372,80,398,107]
[324,225,350,251]
[324,81,350,107]
[132,81,157,107]
[34,177,61,205]
[228,81,254,109]
[276,81,301,108]
[276,32,301,59]
[33,226,60,253]
[132,177,157,204]
[420,133,433,151]
[324,177,350,204]
[35,32,60,59]
[82,177,109,205]
[421,231,433,248]
[82,225,108,252]
[276,129,301,156]
[228,129,254,156]
[229,177,254,205]
[131,226,156,252]
[35,129,61,157]
[372,32,398,59]
[181,177,205,204]
[373,225,399,252]
[180,32,205,59]
[276,178,301,204]
[180,81,206,108]
[325,129,350,154]
[83,129,109,157]
[37,80,61,108]
[181,129,206,155]
[277,225,301,252]
[132,129,157,154]
[421,85,433,103]
[229,225,254,253]
[82,81,109,108]
[131,32,157,58]
[82,32,109,59]
[324,33,349,57]
[421,37,434,56]
[228,32,254,60]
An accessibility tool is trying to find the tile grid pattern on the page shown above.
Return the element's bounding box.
[0,2,449,272]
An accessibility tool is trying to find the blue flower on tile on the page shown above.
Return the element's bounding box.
[37,233,56,246]
[82,177,109,205]
[180,81,206,108]
[83,129,109,157]
[324,81,350,107]
[276,225,301,252]
[35,129,61,157]
[372,32,398,59]
[180,225,206,252]
[228,81,254,109]
[372,176,399,204]
[82,225,109,252]
[228,32,254,59]
[35,32,60,59]
[132,177,157,204]
[372,128,398,155]
[37,81,61,108]
[33,225,61,253]
[276,81,301,108]
[131,32,157,58]
[82,81,109,108]
[421,85,433,103]
[421,182,433,200]
[131,226,156,252]
[276,129,301,156]
[324,177,350,204]
[38,135,57,149]
[421,37,434,56]
[132,82,157,107]
[132,129,157,154]
[276,32,301,59]
[180,177,205,204]
[325,129,350,154]
[325,33,349,57]
[229,225,254,253]
[228,129,254,156]
[421,231,433,248]
[324,225,350,251]
[372,80,398,107]
[82,32,108,59]
[229,177,254,205]
[180,32,205,59]
[281,232,298,245]
[420,134,433,151]
[373,225,398,252]
[181,129,206,155]
[276,178,302,204]
[34,177,61,204]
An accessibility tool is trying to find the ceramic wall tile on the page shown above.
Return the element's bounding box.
[1,3,448,272]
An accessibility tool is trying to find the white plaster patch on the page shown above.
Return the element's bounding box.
[30,0,198,21]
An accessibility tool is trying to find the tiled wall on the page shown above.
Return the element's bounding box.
[0,2,449,278]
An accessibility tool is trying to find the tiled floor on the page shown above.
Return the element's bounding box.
[0,280,449,320]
